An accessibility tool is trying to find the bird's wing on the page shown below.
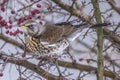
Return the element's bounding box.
[62,25,77,36]
[38,23,78,43]
[39,23,64,43]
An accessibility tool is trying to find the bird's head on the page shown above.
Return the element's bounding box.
[21,20,45,36]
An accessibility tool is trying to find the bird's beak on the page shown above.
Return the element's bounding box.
[21,26,27,29]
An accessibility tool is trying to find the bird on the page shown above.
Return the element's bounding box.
[21,20,109,56]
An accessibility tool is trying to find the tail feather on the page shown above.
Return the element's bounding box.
[67,28,83,42]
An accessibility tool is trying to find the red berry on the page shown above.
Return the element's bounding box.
[8,20,12,24]
[18,18,21,22]
[39,21,43,25]
[6,30,9,34]
[35,9,40,14]
[5,25,9,29]
[19,31,23,34]
[23,17,27,21]
[9,25,12,29]
[36,4,41,8]
[31,9,40,15]
[0,16,3,20]
[31,11,35,15]
[0,20,5,26]
[9,31,13,36]
[27,15,32,20]
[1,19,7,26]
[1,6,5,12]
[11,10,15,14]
[79,58,84,61]
[18,18,25,24]
[0,72,3,77]
[12,32,16,36]
[4,23,7,26]
[37,15,41,19]
[16,29,20,33]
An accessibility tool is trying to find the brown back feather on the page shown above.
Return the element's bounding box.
[40,23,64,42]
[39,23,77,43]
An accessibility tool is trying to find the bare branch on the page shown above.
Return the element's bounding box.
[107,0,120,15]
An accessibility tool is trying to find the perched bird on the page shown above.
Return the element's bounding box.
[21,20,108,56]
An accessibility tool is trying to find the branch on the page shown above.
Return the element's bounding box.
[91,0,104,80]
[17,0,41,12]
[103,28,120,48]
[107,0,120,15]
[0,34,30,52]
[57,60,120,79]
[51,0,91,23]
[0,52,67,80]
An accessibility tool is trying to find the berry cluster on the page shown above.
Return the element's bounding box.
[0,2,42,36]
[0,15,23,36]
[6,29,23,36]
[0,1,44,77]
[0,17,12,29]
[31,9,41,15]
[17,4,42,25]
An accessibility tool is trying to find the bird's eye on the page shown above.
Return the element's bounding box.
[28,25,33,30]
